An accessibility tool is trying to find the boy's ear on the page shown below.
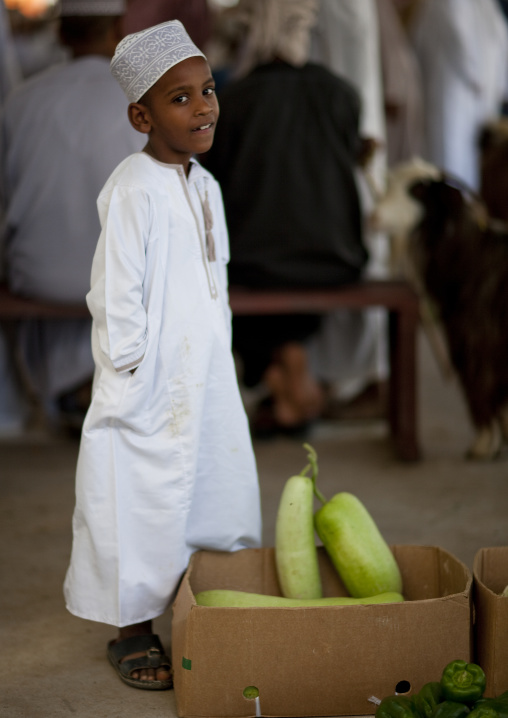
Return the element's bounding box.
[128,103,152,134]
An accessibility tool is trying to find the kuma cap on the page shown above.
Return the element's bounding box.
[110,19,206,103]
[59,0,126,15]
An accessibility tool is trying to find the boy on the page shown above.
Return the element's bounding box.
[63,20,262,691]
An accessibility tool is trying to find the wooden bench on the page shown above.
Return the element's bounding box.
[0,284,91,320]
[229,280,420,461]
[0,279,420,460]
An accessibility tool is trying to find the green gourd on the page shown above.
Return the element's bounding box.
[314,491,403,598]
[195,589,404,608]
[275,444,322,599]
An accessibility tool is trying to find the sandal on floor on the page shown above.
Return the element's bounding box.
[107,634,173,690]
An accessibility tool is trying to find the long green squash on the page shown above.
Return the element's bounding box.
[314,491,403,598]
[275,444,322,599]
[195,589,404,607]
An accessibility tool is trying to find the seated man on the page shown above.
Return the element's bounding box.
[0,0,144,430]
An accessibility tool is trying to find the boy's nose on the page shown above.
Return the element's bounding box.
[196,98,213,115]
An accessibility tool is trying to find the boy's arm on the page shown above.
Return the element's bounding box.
[87,185,151,373]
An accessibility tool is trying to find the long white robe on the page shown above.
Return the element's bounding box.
[310,0,386,144]
[376,0,424,166]
[308,0,389,397]
[0,56,144,401]
[411,0,508,190]
[64,154,262,627]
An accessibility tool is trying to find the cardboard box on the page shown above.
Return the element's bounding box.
[172,545,472,718]
[473,547,508,697]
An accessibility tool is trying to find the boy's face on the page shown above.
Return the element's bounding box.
[131,56,219,168]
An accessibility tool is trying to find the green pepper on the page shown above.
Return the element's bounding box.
[474,699,508,718]
[433,700,471,718]
[413,682,445,718]
[467,706,500,718]
[474,694,508,708]
[440,661,487,703]
[376,695,418,718]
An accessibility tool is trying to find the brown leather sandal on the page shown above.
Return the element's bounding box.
[107,634,173,690]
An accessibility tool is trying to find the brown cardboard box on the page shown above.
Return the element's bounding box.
[473,547,508,697]
[172,545,472,718]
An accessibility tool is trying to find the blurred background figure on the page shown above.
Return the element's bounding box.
[304,0,389,418]
[0,2,22,102]
[309,0,385,168]
[4,0,68,80]
[0,1,25,436]
[203,0,371,435]
[122,0,213,50]
[498,0,508,19]
[375,0,424,167]
[409,0,508,190]
[7,10,67,79]
[394,0,424,31]
[0,0,144,433]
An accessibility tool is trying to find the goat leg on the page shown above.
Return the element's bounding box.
[466,421,502,461]
[498,404,508,444]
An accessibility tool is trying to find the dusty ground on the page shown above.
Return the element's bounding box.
[1,332,507,718]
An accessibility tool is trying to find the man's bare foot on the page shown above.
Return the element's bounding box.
[109,620,172,686]
[264,343,326,427]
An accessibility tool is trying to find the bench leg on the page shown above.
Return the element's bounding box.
[388,308,420,461]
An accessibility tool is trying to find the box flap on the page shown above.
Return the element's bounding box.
[473,547,508,594]
[473,547,508,696]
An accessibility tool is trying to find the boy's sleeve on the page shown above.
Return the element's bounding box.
[87,184,152,372]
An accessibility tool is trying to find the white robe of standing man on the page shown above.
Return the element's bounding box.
[411,0,508,190]
[307,0,389,404]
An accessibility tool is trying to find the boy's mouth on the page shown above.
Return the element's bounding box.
[192,123,213,132]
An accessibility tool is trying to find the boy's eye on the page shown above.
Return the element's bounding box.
[173,95,189,104]
[203,87,215,96]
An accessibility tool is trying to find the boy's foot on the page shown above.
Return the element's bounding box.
[107,633,173,690]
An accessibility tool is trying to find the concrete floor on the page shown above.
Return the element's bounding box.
[1,331,507,718]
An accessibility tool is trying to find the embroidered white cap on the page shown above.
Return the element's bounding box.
[59,0,126,16]
[110,20,206,103]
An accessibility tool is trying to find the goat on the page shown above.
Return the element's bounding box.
[373,159,508,460]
